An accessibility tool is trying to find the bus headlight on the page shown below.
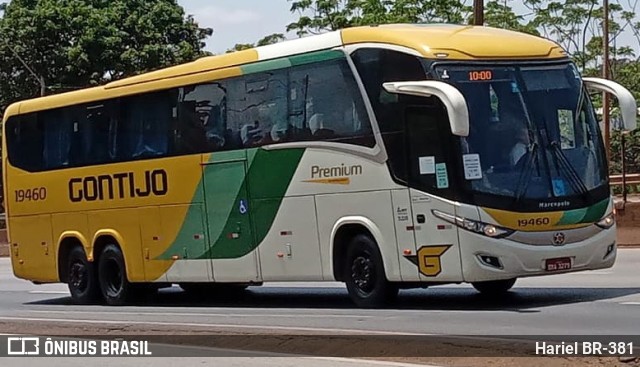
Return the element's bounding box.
[595,213,615,229]
[432,210,513,238]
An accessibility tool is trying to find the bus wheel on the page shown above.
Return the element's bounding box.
[344,234,398,308]
[98,244,131,306]
[472,278,517,295]
[67,246,100,304]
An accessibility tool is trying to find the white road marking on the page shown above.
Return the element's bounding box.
[28,291,69,294]
[620,302,640,305]
[0,316,429,336]
[25,310,374,319]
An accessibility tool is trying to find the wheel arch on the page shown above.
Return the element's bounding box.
[330,216,399,282]
[91,230,128,279]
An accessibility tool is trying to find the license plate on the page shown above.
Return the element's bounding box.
[545,257,572,271]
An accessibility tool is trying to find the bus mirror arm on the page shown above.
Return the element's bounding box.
[583,77,638,131]
[383,81,469,137]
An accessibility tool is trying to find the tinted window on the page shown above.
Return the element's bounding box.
[118,91,175,160]
[227,70,289,148]
[406,106,456,196]
[176,83,234,153]
[6,114,43,171]
[290,59,374,147]
[5,55,376,172]
[351,49,429,182]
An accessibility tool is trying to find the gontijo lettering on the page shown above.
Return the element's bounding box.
[69,170,168,202]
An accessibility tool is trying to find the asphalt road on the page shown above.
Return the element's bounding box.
[0,250,639,366]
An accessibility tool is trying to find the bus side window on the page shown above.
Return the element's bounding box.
[6,113,43,172]
[226,71,289,148]
[289,59,373,147]
[177,83,230,153]
[83,101,118,165]
[351,48,429,182]
[118,91,173,160]
[41,108,73,169]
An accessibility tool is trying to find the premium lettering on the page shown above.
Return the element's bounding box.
[69,170,168,202]
[311,164,363,179]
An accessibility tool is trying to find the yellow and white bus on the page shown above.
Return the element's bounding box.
[3,24,637,307]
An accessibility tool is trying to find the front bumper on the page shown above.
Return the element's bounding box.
[459,225,617,282]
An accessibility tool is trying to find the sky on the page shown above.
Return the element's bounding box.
[179,0,298,54]
[0,0,637,55]
[181,0,640,56]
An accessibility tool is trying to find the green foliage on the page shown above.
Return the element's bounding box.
[0,0,213,109]
[226,33,286,53]
[286,0,472,36]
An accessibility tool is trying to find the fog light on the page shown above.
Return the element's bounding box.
[604,243,615,259]
[477,255,503,269]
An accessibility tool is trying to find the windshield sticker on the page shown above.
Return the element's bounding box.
[419,156,436,175]
[558,109,575,149]
[463,154,482,180]
[552,179,567,196]
[436,163,449,189]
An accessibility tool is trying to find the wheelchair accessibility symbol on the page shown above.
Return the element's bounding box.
[239,200,248,215]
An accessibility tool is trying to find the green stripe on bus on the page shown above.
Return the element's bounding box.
[200,147,305,259]
[289,50,344,66]
[241,58,292,74]
[241,50,344,75]
[557,207,588,225]
[580,198,609,223]
[557,198,609,225]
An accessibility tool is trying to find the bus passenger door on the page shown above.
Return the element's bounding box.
[405,105,463,282]
[202,153,260,283]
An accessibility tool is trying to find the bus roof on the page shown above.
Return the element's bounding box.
[5,24,567,118]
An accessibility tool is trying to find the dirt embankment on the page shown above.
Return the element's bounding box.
[0,321,638,367]
[615,199,640,246]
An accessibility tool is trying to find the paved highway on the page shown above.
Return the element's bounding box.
[0,250,639,366]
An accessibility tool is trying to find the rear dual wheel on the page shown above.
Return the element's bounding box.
[67,244,141,306]
[98,244,134,306]
[67,246,100,304]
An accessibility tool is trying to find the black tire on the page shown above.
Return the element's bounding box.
[67,246,100,304]
[472,278,517,295]
[344,234,398,308]
[98,244,131,306]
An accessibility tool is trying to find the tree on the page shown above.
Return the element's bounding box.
[0,0,213,110]
[286,0,472,36]
[226,33,286,53]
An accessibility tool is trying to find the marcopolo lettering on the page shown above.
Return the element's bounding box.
[69,170,168,202]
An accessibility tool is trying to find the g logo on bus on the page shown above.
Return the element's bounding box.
[404,245,452,277]
[553,232,566,246]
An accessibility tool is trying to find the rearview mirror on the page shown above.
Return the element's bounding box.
[383,81,469,136]
[583,77,637,131]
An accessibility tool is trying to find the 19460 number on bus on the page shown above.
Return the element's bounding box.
[15,187,47,202]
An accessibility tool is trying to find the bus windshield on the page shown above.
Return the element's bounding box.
[434,63,608,203]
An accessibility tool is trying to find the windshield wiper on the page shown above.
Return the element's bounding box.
[549,141,589,196]
[514,141,538,203]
